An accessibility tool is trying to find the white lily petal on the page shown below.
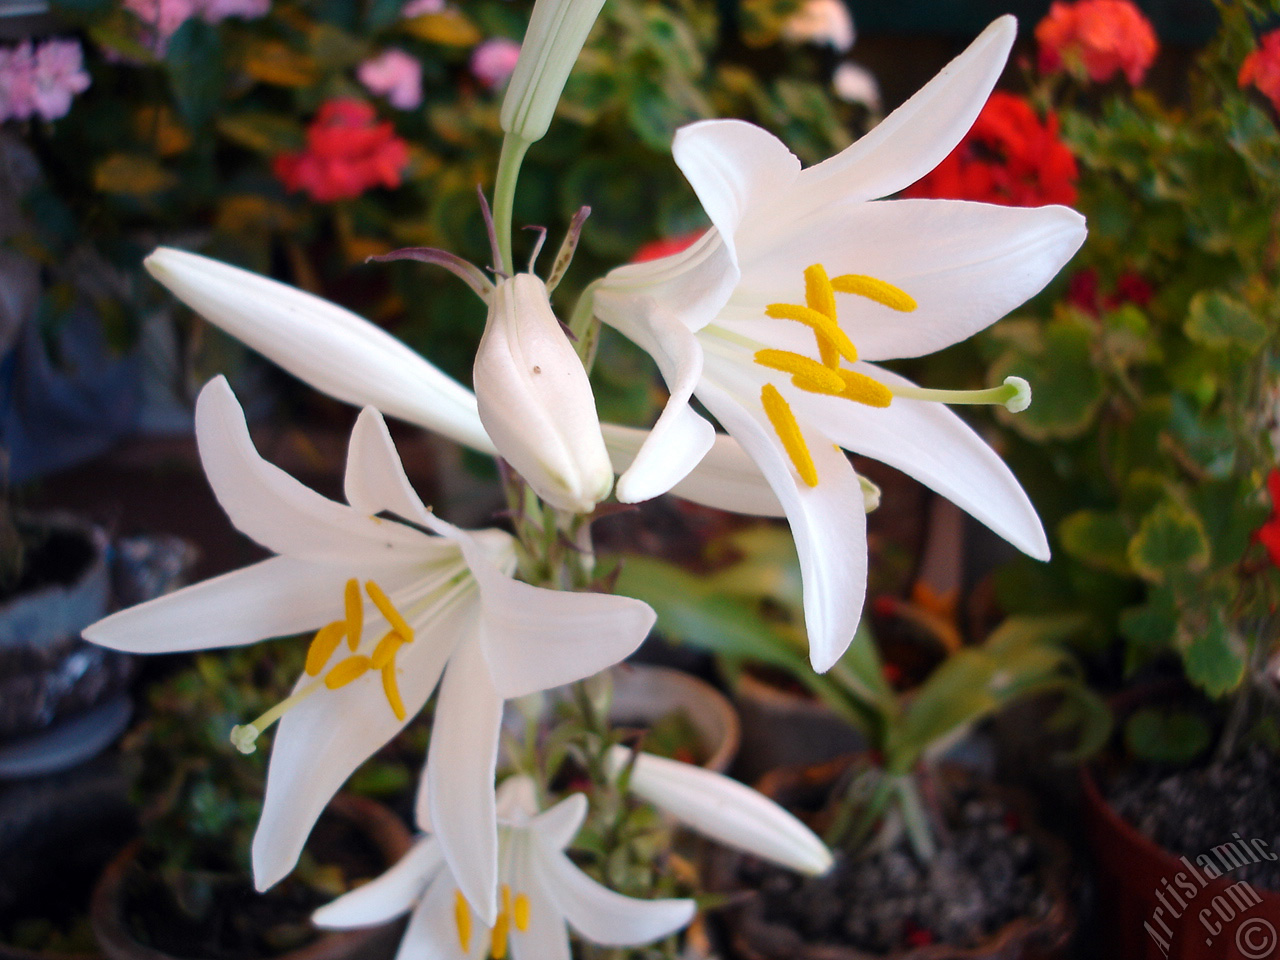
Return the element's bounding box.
[602,424,783,517]
[344,406,436,525]
[395,869,487,960]
[83,556,342,653]
[313,836,443,928]
[496,774,541,822]
[608,747,833,876]
[195,377,425,564]
[146,248,494,454]
[252,588,470,891]
[426,636,505,924]
[477,578,655,700]
[528,793,588,851]
[510,853,571,960]
[474,274,613,513]
[673,119,801,267]
[735,199,1088,362]
[797,16,1016,203]
[533,843,695,946]
[698,372,866,672]
[786,365,1049,559]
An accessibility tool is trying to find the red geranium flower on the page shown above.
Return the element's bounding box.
[1067,267,1153,316]
[903,92,1078,207]
[1257,470,1280,568]
[1240,29,1280,114]
[1035,0,1158,85]
[631,229,706,264]
[273,99,410,203]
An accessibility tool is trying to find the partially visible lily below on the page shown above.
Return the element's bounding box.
[83,377,655,923]
[313,776,696,960]
[594,15,1086,672]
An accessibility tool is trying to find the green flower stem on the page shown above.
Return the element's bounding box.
[492,134,532,275]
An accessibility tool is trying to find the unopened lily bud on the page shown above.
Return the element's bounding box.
[474,274,613,513]
[500,0,607,143]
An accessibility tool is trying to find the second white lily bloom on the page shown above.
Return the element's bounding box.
[474,273,614,513]
[83,377,655,924]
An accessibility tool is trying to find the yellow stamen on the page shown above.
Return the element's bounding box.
[344,578,362,651]
[371,631,404,670]
[324,655,372,689]
[380,663,406,722]
[366,580,414,644]
[837,369,893,407]
[490,911,511,959]
[804,263,838,320]
[454,891,471,952]
[502,885,513,916]
[754,349,845,394]
[760,384,818,487]
[305,621,346,676]
[764,303,859,365]
[830,274,918,312]
[513,894,530,932]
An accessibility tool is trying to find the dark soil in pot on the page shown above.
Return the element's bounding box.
[1108,744,1280,891]
[712,757,1074,960]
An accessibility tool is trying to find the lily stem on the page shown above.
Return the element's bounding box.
[492,134,532,275]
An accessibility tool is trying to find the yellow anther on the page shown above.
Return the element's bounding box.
[324,655,372,689]
[343,579,362,651]
[366,581,414,644]
[754,349,845,394]
[490,910,511,959]
[764,303,859,366]
[371,631,404,670]
[831,274,917,312]
[380,663,406,721]
[305,621,347,676]
[804,264,838,320]
[513,893,531,932]
[837,369,893,407]
[761,384,818,487]
[454,891,472,952]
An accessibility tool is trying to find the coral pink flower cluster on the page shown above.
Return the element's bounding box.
[273,99,410,203]
[358,49,423,111]
[124,0,270,52]
[470,37,521,89]
[1035,0,1158,85]
[0,39,90,123]
[1239,29,1280,113]
[904,92,1078,207]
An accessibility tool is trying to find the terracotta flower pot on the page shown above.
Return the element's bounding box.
[1080,764,1280,960]
[709,756,1075,960]
[89,794,412,960]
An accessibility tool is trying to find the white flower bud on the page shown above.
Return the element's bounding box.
[474,274,613,513]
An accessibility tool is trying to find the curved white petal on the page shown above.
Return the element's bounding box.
[510,857,571,960]
[673,120,801,267]
[785,365,1049,560]
[731,200,1087,363]
[607,748,833,875]
[395,869,488,960]
[477,580,655,700]
[697,370,867,672]
[603,425,784,517]
[599,311,715,504]
[83,556,344,653]
[344,406,436,526]
[146,247,494,454]
[313,836,443,928]
[426,637,505,924]
[195,377,425,564]
[533,844,695,946]
[528,793,588,851]
[795,16,1016,204]
[252,587,471,891]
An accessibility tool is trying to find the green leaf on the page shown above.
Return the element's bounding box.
[166,19,223,129]
[1127,500,1211,583]
[1183,617,1246,698]
[1124,708,1211,764]
[216,113,304,153]
[1060,510,1131,574]
[1185,291,1267,350]
[1119,590,1178,671]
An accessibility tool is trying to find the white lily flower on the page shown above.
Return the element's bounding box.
[474,273,613,513]
[606,747,833,876]
[140,246,790,518]
[593,16,1087,672]
[313,776,695,960]
[782,0,855,53]
[82,377,655,923]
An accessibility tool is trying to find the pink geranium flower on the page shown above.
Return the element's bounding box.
[0,38,90,123]
[469,37,521,90]
[358,49,423,111]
